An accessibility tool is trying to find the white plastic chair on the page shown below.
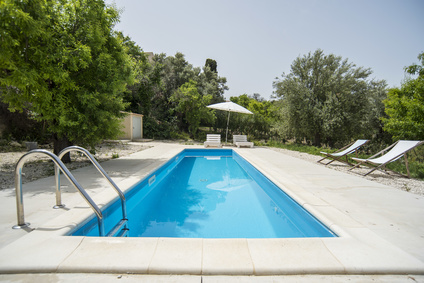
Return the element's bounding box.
[233,135,253,148]
[204,134,222,148]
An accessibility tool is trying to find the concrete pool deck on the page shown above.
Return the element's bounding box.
[0,142,423,282]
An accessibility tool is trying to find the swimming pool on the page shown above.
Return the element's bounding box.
[70,149,336,238]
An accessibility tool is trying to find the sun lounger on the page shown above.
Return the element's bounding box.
[204,134,222,148]
[233,135,254,148]
[349,140,424,177]
[318,139,369,166]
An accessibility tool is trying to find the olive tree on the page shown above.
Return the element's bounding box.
[273,49,386,147]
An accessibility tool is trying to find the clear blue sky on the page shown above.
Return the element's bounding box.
[106,0,424,99]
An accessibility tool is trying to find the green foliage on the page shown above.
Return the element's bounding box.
[196,64,228,105]
[228,94,279,140]
[273,49,387,147]
[205,59,217,73]
[170,131,191,140]
[386,154,424,179]
[0,0,133,150]
[143,116,175,139]
[0,101,47,142]
[404,52,424,77]
[122,50,227,139]
[382,52,424,140]
[170,80,215,135]
[119,34,161,117]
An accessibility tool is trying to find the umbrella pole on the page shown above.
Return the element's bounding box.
[225,111,230,145]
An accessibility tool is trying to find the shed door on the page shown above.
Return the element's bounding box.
[132,116,142,139]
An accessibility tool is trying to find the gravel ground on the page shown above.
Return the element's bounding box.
[268,147,424,196]
[1,141,423,196]
[0,141,148,190]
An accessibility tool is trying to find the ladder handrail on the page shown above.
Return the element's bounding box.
[57,146,127,220]
[13,149,105,236]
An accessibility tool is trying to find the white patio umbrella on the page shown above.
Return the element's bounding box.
[207,101,253,144]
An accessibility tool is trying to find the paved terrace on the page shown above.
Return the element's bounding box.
[0,142,423,282]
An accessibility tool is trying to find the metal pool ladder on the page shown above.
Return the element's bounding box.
[13,147,128,237]
[58,146,128,236]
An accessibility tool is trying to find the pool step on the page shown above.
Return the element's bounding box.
[106,219,129,237]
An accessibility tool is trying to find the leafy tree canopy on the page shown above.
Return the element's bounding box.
[382,52,424,140]
[228,94,278,140]
[170,80,215,135]
[273,49,386,147]
[205,59,217,73]
[404,52,424,77]
[121,50,227,138]
[0,0,134,155]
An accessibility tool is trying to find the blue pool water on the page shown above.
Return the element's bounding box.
[70,149,336,238]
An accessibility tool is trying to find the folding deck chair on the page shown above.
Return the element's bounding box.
[317,139,369,166]
[204,134,222,148]
[349,140,424,178]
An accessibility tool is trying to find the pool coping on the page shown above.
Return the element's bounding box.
[0,143,423,275]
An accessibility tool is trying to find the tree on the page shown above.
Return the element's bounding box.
[119,50,227,138]
[196,64,227,105]
[119,33,161,117]
[0,0,133,160]
[404,52,424,77]
[273,49,385,147]
[228,94,278,140]
[153,52,198,124]
[170,80,215,135]
[382,52,424,140]
[205,59,217,73]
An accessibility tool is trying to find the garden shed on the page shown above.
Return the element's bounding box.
[118,112,143,141]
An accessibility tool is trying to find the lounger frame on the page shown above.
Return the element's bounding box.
[349,140,424,178]
[317,139,369,166]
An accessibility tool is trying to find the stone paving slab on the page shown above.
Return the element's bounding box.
[1,274,424,283]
